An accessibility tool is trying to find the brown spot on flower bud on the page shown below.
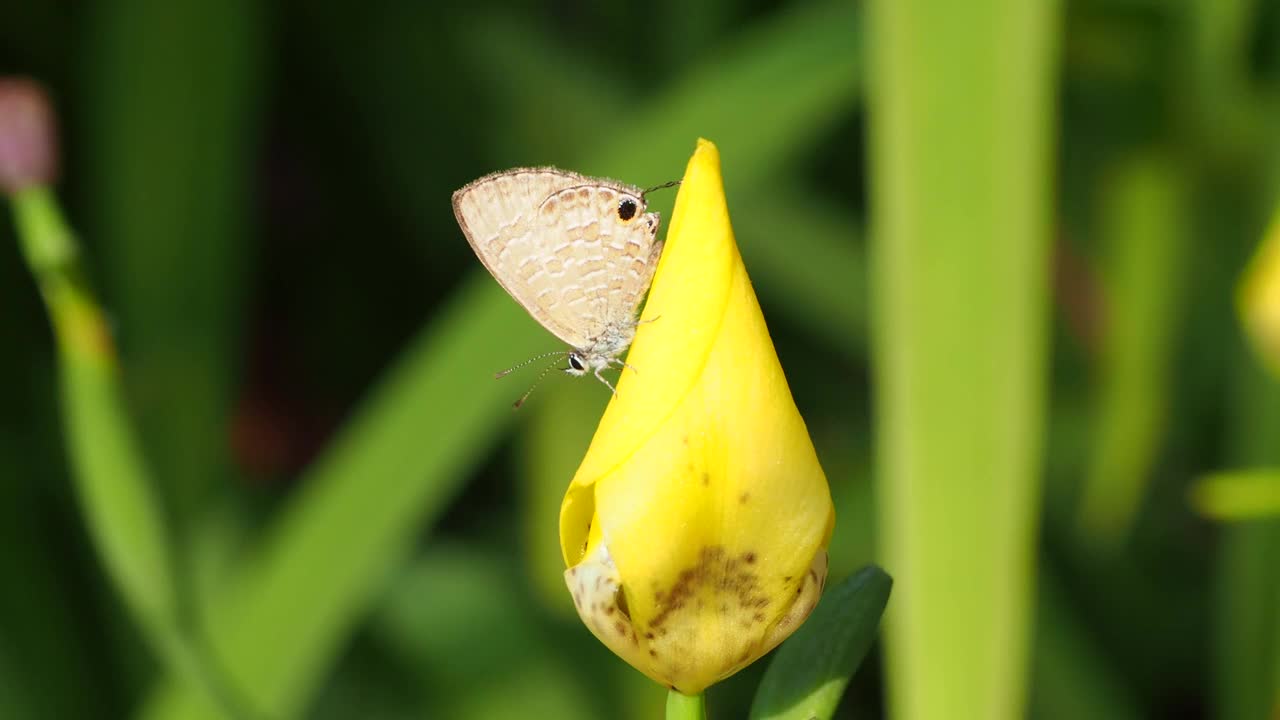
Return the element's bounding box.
[0,78,58,194]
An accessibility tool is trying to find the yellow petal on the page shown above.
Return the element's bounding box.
[1239,212,1280,376]
[560,139,835,694]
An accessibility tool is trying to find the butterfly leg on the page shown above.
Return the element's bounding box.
[593,368,618,395]
[611,357,639,376]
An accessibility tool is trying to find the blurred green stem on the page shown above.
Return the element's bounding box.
[869,1,1058,718]
[13,186,175,631]
[1214,520,1280,720]
[10,186,250,720]
[1216,354,1280,720]
[1184,0,1268,162]
[1192,470,1280,520]
[1077,152,1187,546]
[666,691,706,720]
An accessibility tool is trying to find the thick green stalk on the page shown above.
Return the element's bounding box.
[868,1,1059,718]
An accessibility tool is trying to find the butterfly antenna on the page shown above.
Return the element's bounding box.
[512,358,565,409]
[642,179,681,198]
[494,350,568,379]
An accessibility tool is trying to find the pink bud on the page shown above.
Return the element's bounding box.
[0,78,58,194]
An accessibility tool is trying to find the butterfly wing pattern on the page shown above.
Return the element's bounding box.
[453,167,663,384]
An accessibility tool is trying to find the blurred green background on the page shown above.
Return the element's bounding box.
[1,0,1278,718]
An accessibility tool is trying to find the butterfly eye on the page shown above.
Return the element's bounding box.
[617,198,637,221]
[569,354,586,372]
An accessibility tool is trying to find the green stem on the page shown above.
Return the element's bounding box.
[666,690,707,720]
[12,187,176,630]
[9,186,254,720]
[13,186,75,274]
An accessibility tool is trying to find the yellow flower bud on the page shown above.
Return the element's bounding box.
[1239,212,1280,377]
[559,139,835,694]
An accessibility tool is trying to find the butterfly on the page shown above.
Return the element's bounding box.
[452,168,673,406]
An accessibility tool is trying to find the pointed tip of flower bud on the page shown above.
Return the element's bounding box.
[560,138,835,693]
[0,78,59,195]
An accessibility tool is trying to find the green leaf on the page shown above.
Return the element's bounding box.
[137,277,550,720]
[519,378,610,613]
[750,565,892,720]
